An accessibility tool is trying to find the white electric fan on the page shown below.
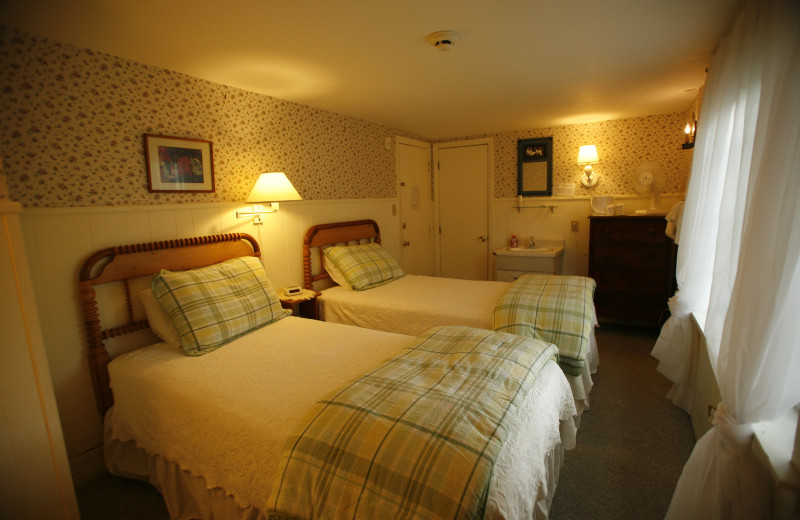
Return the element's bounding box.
[631,161,667,214]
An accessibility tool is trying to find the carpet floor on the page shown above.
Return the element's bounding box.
[549,324,696,519]
[76,323,695,519]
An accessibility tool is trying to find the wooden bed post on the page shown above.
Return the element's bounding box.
[78,279,114,414]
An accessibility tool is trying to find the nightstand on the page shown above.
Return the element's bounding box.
[280,293,320,320]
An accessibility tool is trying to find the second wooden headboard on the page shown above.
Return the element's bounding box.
[302,219,381,289]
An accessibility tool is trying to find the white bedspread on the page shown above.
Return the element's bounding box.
[106,317,576,518]
[319,274,598,415]
[319,274,509,335]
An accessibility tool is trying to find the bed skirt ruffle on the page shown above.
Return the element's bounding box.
[104,421,265,520]
[104,416,569,520]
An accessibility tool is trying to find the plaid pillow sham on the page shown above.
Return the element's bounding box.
[152,256,289,356]
[322,242,404,290]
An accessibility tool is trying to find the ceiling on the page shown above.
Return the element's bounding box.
[1,0,742,139]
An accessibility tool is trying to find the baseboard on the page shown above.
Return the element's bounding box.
[70,444,106,487]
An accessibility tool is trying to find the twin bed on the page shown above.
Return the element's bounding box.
[303,219,599,416]
[81,232,580,520]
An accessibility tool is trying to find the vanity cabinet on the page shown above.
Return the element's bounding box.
[493,247,563,281]
[588,216,676,327]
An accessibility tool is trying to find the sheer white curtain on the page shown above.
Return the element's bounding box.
[658,0,800,517]
[650,0,763,406]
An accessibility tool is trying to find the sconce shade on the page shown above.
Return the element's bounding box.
[577,145,600,188]
[577,145,599,164]
[246,172,301,203]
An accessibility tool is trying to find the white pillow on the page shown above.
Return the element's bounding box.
[140,288,181,346]
[323,256,352,289]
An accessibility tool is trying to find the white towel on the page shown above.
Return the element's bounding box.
[665,201,685,243]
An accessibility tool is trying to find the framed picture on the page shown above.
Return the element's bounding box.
[145,134,215,193]
[517,137,553,197]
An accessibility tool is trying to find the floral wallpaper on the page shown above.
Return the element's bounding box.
[0,25,695,208]
[443,111,694,199]
[0,26,406,208]
[0,161,8,201]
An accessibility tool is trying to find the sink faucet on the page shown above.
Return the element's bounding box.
[527,236,536,248]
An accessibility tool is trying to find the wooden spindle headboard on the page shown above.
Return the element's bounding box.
[78,233,260,415]
[302,219,381,290]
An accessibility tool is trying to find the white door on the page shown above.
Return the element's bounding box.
[396,137,432,275]
[435,139,492,280]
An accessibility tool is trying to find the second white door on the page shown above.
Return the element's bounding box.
[435,139,492,280]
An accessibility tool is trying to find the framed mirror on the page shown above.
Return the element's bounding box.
[517,137,553,196]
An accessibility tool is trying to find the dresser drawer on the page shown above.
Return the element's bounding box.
[590,245,671,271]
[594,289,669,324]
[591,269,668,294]
[590,217,668,246]
[588,215,676,327]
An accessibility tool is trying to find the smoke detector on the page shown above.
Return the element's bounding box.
[427,31,459,52]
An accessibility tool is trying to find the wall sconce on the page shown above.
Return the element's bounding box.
[682,120,697,149]
[236,172,302,225]
[577,145,599,187]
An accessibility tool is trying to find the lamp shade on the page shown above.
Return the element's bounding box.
[577,145,599,164]
[246,172,301,203]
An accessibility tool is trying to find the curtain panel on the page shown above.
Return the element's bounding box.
[655,0,800,517]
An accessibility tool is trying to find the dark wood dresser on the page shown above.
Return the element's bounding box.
[588,215,677,327]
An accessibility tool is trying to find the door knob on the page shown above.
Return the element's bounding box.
[477,236,487,242]
[402,241,411,247]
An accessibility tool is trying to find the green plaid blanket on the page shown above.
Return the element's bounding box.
[267,325,558,520]
[493,274,596,377]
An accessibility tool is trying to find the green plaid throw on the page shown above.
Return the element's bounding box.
[268,325,558,520]
[493,274,596,376]
[322,242,404,290]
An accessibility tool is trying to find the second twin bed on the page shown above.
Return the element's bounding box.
[303,219,599,417]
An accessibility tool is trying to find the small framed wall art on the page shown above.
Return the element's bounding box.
[517,136,553,196]
[145,134,215,193]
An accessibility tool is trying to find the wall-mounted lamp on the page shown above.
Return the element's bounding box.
[236,172,301,225]
[577,145,600,187]
[682,120,697,149]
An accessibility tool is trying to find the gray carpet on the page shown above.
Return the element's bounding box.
[549,324,696,519]
[76,473,169,520]
[76,324,695,519]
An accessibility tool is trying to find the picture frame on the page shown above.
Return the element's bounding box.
[517,137,553,197]
[144,134,215,193]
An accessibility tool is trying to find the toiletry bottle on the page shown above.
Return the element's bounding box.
[510,233,518,248]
